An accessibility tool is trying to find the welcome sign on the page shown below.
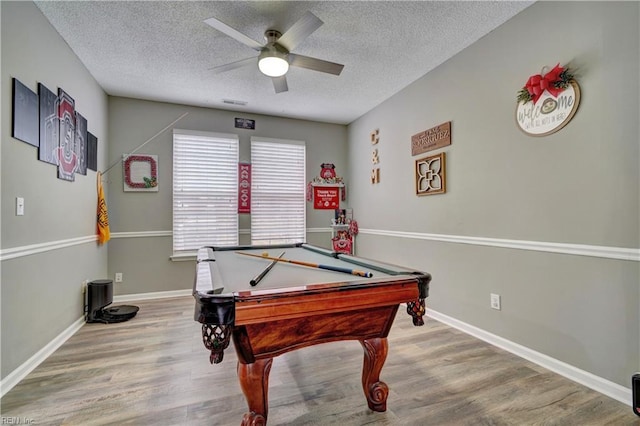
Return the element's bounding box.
[516,81,580,136]
[515,64,581,137]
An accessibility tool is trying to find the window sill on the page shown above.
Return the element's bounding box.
[170,252,197,262]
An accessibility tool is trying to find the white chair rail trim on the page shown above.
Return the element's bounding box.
[2,229,638,262]
[360,228,640,262]
[0,235,98,261]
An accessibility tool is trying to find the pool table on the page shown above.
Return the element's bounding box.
[193,243,431,425]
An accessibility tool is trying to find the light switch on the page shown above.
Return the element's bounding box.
[16,197,25,216]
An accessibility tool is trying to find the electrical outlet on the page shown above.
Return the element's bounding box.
[115,273,123,283]
[490,293,501,310]
[81,280,88,294]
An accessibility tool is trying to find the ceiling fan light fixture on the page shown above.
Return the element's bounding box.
[258,53,289,77]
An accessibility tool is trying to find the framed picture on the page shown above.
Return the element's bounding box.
[333,208,353,225]
[415,152,446,196]
[12,78,39,147]
[38,83,59,164]
[87,132,98,171]
[75,112,88,175]
[56,89,77,181]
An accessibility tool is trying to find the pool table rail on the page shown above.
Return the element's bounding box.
[233,278,424,325]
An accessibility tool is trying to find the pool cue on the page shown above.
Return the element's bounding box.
[237,251,373,278]
[250,251,285,286]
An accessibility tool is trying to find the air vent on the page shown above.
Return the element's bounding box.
[222,99,247,106]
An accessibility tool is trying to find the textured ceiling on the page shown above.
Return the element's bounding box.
[35,1,533,125]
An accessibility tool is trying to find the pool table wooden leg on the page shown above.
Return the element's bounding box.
[238,358,273,426]
[360,337,389,412]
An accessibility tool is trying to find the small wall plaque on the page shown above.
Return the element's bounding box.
[411,121,451,156]
[313,186,341,209]
[235,118,255,130]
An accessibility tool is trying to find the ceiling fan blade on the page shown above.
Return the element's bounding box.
[277,11,323,51]
[288,53,344,76]
[204,17,264,51]
[210,56,257,74]
[272,76,288,93]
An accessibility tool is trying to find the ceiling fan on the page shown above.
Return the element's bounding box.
[204,11,345,93]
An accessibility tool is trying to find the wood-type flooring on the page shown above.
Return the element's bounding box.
[1,296,637,425]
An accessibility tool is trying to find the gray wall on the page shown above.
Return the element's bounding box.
[106,97,347,296]
[1,2,109,379]
[347,1,639,388]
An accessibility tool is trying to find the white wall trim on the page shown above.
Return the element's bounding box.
[111,231,172,238]
[0,235,98,261]
[0,229,335,262]
[5,229,635,263]
[113,289,191,302]
[0,316,85,398]
[426,308,632,407]
[170,252,196,262]
[361,228,640,261]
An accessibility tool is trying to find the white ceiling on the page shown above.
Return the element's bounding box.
[35,1,533,125]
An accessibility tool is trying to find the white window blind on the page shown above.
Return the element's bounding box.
[173,129,239,252]
[251,137,306,245]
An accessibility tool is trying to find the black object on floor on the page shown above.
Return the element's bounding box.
[633,373,640,416]
[86,279,139,323]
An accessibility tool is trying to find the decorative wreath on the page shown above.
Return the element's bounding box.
[517,64,574,105]
[124,155,158,189]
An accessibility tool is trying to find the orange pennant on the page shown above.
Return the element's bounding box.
[97,172,110,244]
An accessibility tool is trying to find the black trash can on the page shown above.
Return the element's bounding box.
[86,279,139,323]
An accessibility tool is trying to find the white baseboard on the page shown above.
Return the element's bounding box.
[426,308,632,407]
[0,316,85,398]
[113,289,191,302]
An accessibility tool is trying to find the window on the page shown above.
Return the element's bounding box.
[173,129,239,252]
[251,137,306,245]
